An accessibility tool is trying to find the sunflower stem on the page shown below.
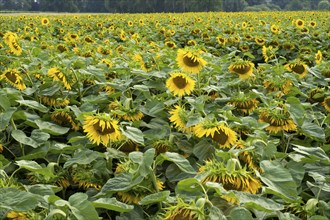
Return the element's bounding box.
[71,68,82,102]
[151,161,162,210]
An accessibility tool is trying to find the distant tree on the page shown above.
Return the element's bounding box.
[245,0,265,6]
[223,0,248,11]
[271,0,288,9]
[318,0,330,10]
[285,0,304,10]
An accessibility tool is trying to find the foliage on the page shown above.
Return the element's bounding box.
[0,11,330,219]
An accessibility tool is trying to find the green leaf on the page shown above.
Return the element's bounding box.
[300,121,325,142]
[39,83,61,96]
[0,107,16,131]
[158,152,196,174]
[138,191,170,205]
[101,173,144,193]
[208,206,226,220]
[16,100,49,113]
[93,198,134,212]
[30,129,50,144]
[0,188,40,211]
[63,149,101,168]
[0,90,11,110]
[11,129,39,148]
[286,161,305,186]
[165,163,195,182]
[25,184,62,196]
[16,160,56,178]
[175,178,204,197]
[286,96,305,126]
[129,148,155,177]
[291,144,330,165]
[228,207,253,220]
[121,126,144,145]
[35,119,70,135]
[260,160,298,201]
[193,140,215,162]
[68,193,99,220]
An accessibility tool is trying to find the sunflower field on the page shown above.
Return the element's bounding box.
[0,11,330,220]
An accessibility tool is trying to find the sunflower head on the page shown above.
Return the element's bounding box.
[153,139,173,155]
[51,109,80,131]
[112,139,139,153]
[323,97,330,112]
[41,17,50,26]
[285,60,308,78]
[228,60,255,79]
[47,67,71,90]
[262,45,277,63]
[0,69,26,91]
[161,198,205,220]
[169,105,196,133]
[258,105,297,134]
[71,164,102,190]
[194,119,237,148]
[295,19,305,28]
[308,87,325,103]
[263,77,292,97]
[166,72,195,97]
[199,158,262,194]
[229,92,259,115]
[315,50,323,64]
[83,113,123,146]
[176,48,207,73]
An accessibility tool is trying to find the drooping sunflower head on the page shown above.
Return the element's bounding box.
[258,105,297,134]
[165,40,177,49]
[216,35,227,46]
[161,198,204,220]
[3,32,18,45]
[228,60,255,79]
[166,72,195,97]
[322,97,330,112]
[262,45,277,63]
[47,67,71,90]
[0,68,26,91]
[315,50,323,64]
[270,24,279,34]
[235,140,260,172]
[8,39,22,56]
[122,109,144,122]
[229,92,259,115]
[176,48,207,73]
[169,105,196,133]
[99,58,113,68]
[40,96,70,108]
[51,109,80,131]
[255,37,265,46]
[71,164,102,190]
[152,139,173,155]
[112,139,139,153]
[285,60,308,78]
[308,87,325,103]
[194,119,237,148]
[83,113,123,146]
[199,158,262,194]
[263,77,292,97]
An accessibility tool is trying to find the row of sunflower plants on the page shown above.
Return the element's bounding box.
[0,11,330,219]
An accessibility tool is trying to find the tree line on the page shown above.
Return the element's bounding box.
[0,0,329,13]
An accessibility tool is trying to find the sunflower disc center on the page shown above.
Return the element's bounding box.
[233,65,250,75]
[212,130,229,145]
[5,71,18,83]
[183,55,199,67]
[291,64,305,74]
[93,121,115,135]
[173,76,188,89]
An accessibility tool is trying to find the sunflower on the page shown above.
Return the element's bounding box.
[166,72,195,97]
[3,32,18,45]
[112,139,139,153]
[285,60,308,78]
[57,44,68,53]
[308,87,325,103]
[315,50,323,64]
[239,44,250,52]
[161,198,204,220]
[216,35,227,46]
[262,45,276,63]
[97,46,112,55]
[229,93,259,115]
[270,24,279,34]
[41,17,50,26]
[99,58,113,68]
[71,164,102,190]
[8,40,22,56]
[194,119,237,148]
[186,39,197,46]
[122,109,144,122]
[323,97,330,112]
[228,60,254,79]
[263,78,292,96]
[0,69,26,91]
[258,106,297,134]
[169,105,195,133]
[83,113,123,146]
[295,19,305,28]
[199,159,262,194]
[47,67,71,90]
[235,140,260,172]
[176,48,207,73]
[84,35,94,43]
[309,21,317,28]
[255,37,265,46]
[6,211,27,220]
[152,139,172,155]
[40,96,70,107]
[51,109,80,131]
[165,40,177,49]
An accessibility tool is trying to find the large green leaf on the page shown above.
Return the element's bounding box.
[157,152,196,174]
[0,107,16,131]
[35,119,70,135]
[93,198,134,212]
[291,144,330,165]
[286,96,305,126]
[300,121,325,142]
[138,191,170,205]
[121,126,144,145]
[260,160,298,201]
[68,193,99,220]
[129,148,155,177]
[0,188,40,211]
[228,207,253,220]
[16,160,56,178]
[63,149,102,168]
[0,90,11,110]
[193,139,215,161]
[101,173,144,193]
[175,178,204,197]
[11,129,39,148]
[16,100,49,113]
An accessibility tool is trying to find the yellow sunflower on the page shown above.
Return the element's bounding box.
[166,72,195,97]
[285,60,308,78]
[40,96,70,107]
[0,69,26,91]
[262,45,276,63]
[8,40,22,56]
[255,37,265,46]
[295,19,305,28]
[176,48,207,73]
[270,24,279,34]
[162,198,205,220]
[83,113,123,146]
[41,17,50,26]
[323,97,330,112]
[199,159,262,194]
[51,109,80,131]
[194,120,237,148]
[165,40,177,49]
[6,211,27,220]
[315,50,323,64]
[228,60,255,79]
[216,35,227,46]
[3,32,18,45]
[47,67,71,90]
[229,93,259,115]
[235,140,260,172]
[258,106,297,134]
[169,105,195,133]
[122,109,144,122]
[263,78,292,97]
